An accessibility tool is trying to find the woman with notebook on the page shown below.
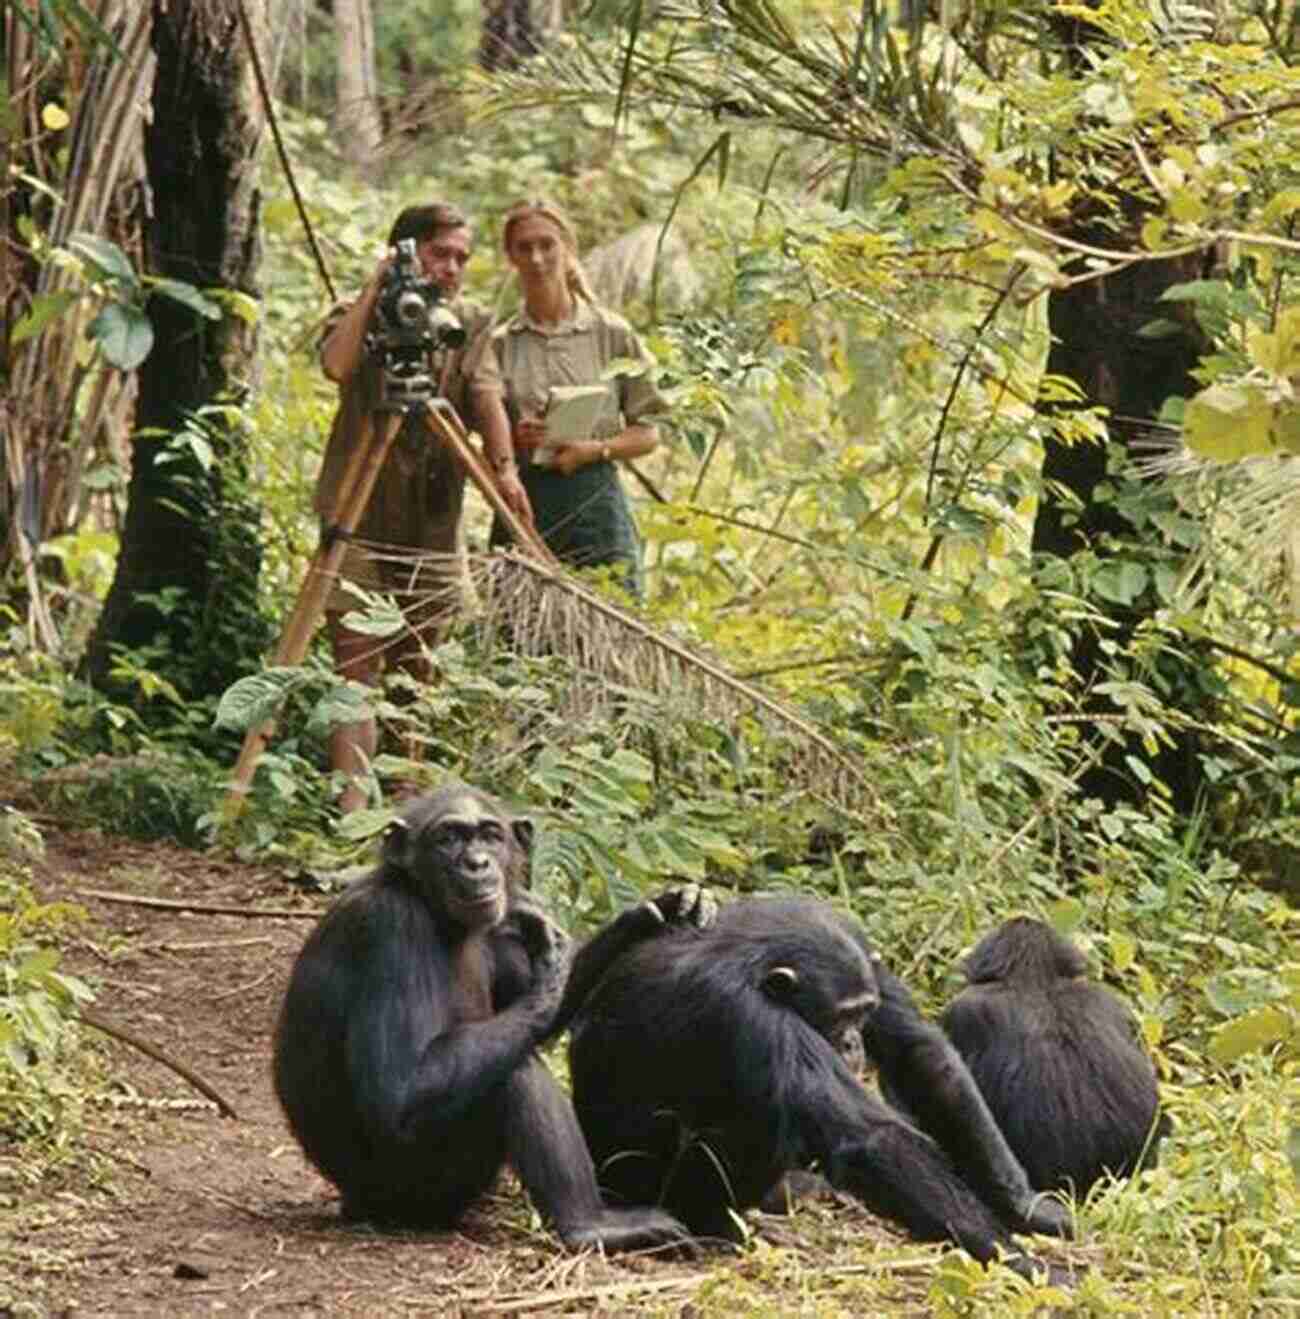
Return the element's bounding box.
[471,199,665,596]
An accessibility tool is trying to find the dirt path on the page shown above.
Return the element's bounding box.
[6,824,920,1318]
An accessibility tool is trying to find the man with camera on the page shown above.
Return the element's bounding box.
[315,202,529,814]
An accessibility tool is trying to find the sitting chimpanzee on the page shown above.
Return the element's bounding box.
[272,783,706,1250]
[559,895,1071,1275]
[940,916,1169,1197]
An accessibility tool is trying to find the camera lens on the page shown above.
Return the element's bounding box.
[395,289,429,327]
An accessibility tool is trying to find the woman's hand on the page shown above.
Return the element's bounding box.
[550,441,607,476]
[513,416,548,452]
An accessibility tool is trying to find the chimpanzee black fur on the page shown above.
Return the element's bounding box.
[565,896,1071,1274]
[940,916,1168,1196]
[272,783,695,1250]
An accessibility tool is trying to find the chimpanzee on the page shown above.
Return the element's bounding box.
[940,916,1169,1196]
[563,895,1072,1275]
[272,783,702,1250]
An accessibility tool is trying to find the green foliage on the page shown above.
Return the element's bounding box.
[0,821,94,1150]
[13,232,221,370]
[1167,283,1300,462]
[524,742,746,920]
[7,2,1300,1302]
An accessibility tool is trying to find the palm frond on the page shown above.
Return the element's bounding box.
[333,539,879,819]
[1134,439,1300,613]
[465,551,877,815]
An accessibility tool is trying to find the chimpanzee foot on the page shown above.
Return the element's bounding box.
[1016,1192,1073,1240]
[558,1208,690,1253]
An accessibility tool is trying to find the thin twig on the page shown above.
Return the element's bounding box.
[145,937,275,953]
[456,1272,716,1314]
[76,888,318,919]
[81,1010,240,1120]
[211,967,277,1002]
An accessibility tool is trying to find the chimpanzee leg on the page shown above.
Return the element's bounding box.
[826,1103,1056,1283]
[505,1057,686,1250]
[865,963,1071,1239]
[344,1110,507,1227]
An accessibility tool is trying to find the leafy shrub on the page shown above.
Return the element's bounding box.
[0,816,94,1154]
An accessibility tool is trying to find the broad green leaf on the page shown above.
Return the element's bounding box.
[1183,384,1273,461]
[47,971,94,1004]
[150,277,222,321]
[1205,972,1273,1017]
[1135,318,1184,340]
[1092,561,1148,606]
[11,289,79,344]
[18,948,59,982]
[1167,188,1206,225]
[1046,898,1084,935]
[87,303,153,370]
[1207,1007,1291,1064]
[213,668,305,732]
[307,686,374,735]
[1110,931,1136,972]
[67,232,137,287]
[340,601,405,637]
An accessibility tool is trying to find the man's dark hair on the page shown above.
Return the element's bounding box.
[388,203,471,247]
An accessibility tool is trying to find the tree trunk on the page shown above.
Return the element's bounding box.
[334,0,382,172]
[1031,237,1210,813]
[83,0,272,707]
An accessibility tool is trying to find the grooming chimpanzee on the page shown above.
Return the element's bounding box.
[272,783,701,1250]
[940,916,1168,1196]
[563,896,1071,1274]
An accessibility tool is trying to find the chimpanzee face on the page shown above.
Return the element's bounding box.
[760,929,878,1073]
[386,787,530,930]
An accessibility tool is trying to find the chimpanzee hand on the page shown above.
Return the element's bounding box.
[641,883,718,933]
[1014,1192,1073,1240]
[513,906,571,1007]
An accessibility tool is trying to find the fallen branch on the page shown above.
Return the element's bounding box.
[81,1009,240,1120]
[77,888,318,919]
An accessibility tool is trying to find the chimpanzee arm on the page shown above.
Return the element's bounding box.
[346,904,568,1143]
[863,961,1071,1239]
[544,884,717,1041]
[773,1023,1049,1278]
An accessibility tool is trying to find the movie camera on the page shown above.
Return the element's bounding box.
[366,238,467,410]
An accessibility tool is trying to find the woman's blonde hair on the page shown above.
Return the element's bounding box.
[501,198,597,304]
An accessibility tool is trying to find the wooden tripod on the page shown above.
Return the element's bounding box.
[224,398,557,812]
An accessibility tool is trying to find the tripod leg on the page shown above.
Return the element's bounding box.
[225,410,404,814]
[421,402,560,569]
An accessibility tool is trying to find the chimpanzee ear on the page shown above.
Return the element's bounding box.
[511,817,535,856]
[762,965,800,1001]
[510,818,535,889]
[382,817,412,871]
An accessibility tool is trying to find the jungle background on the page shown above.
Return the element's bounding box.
[2,0,1299,1314]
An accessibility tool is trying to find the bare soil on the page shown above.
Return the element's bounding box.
[3,820,980,1318]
